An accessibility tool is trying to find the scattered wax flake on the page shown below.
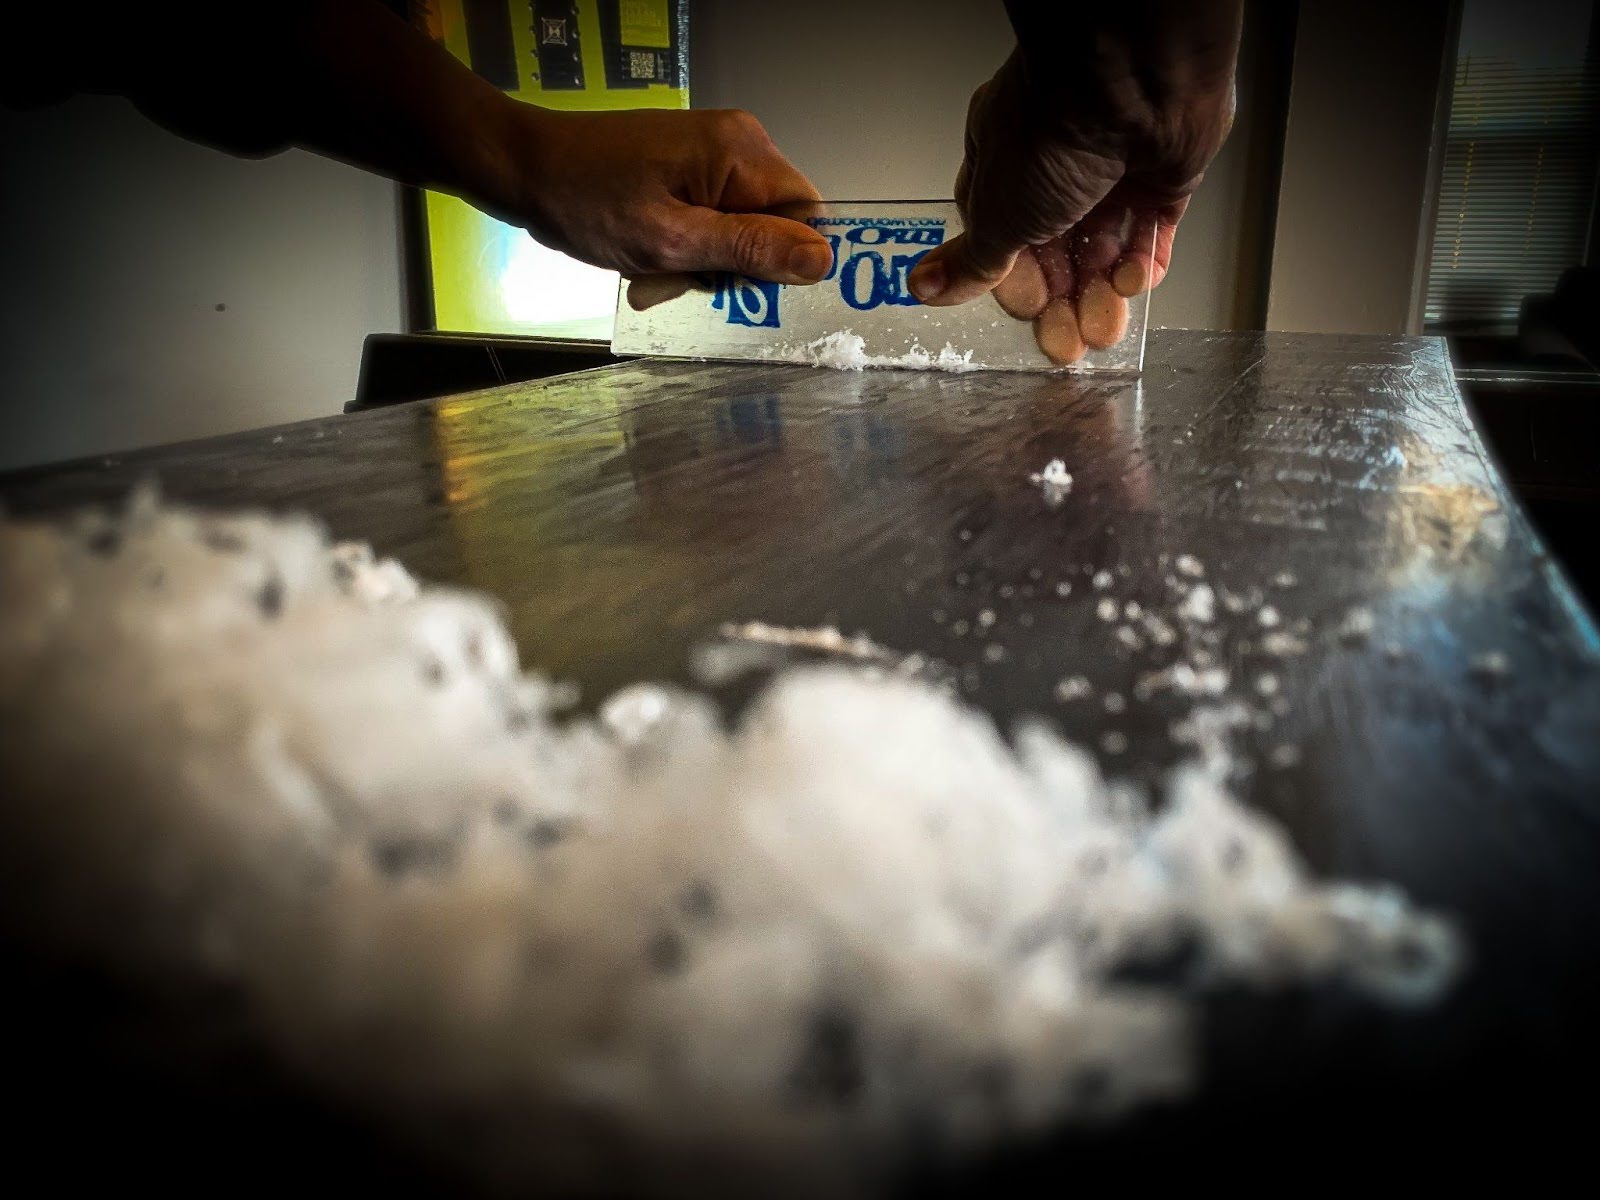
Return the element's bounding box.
[1339,607,1375,642]
[1384,643,1408,662]
[1258,606,1282,629]
[1269,744,1303,769]
[1470,651,1509,679]
[1097,598,1119,622]
[999,585,1016,599]
[951,620,970,637]
[1272,571,1298,589]
[1114,626,1145,651]
[1255,673,1280,697]
[1139,615,1175,647]
[1055,581,1072,598]
[1135,663,1230,700]
[1260,631,1309,657]
[1029,459,1073,490]
[982,643,1007,664]
[977,608,996,628]
[1124,601,1143,621]
[1054,675,1093,701]
[1100,730,1130,755]
[719,621,899,666]
[1175,554,1205,578]
[1093,570,1115,590]
[1222,589,1250,615]
[1103,692,1127,715]
[1178,584,1216,624]
[600,684,673,744]
[1169,700,1256,753]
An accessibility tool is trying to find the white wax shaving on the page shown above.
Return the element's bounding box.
[1178,583,1216,624]
[1028,459,1074,508]
[0,494,1461,1195]
[774,331,978,373]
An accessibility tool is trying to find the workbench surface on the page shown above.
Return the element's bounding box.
[5,328,1599,1176]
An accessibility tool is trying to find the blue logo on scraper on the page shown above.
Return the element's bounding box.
[711,217,946,329]
[711,277,782,327]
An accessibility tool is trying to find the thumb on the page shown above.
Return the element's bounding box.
[666,208,834,284]
[908,231,1019,308]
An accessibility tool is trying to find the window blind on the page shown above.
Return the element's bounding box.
[1425,43,1599,330]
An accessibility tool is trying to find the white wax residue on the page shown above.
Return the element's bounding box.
[1028,458,1073,507]
[774,331,979,373]
[1029,459,1072,488]
[0,492,1462,1196]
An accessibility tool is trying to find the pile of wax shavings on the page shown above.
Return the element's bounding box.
[765,331,978,373]
[0,490,1460,1196]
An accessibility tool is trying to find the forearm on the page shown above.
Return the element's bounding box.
[235,0,523,204]
[5,1,525,213]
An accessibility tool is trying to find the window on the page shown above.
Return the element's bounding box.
[1424,0,1599,332]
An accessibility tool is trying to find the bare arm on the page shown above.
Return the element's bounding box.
[4,1,831,285]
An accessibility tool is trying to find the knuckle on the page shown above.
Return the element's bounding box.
[644,216,691,272]
[729,218,777,273]
[710,107,764,142]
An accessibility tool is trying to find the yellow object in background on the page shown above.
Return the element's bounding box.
[418,1,689,340]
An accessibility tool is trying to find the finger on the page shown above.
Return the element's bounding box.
[992,249,1048,320]
[663,208,833,284]
[1034,298,1085,365]
[1071,203,1131,276]
[1076,275,1130,350]
[626,273,695,311]
[1034,239,1075,301]
[954,155,973,215]
[907,231,1018,308]
[1112,198,1188,297]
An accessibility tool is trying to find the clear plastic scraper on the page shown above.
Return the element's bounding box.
[611,201,1150,374]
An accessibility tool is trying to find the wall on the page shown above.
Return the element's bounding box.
[1265,0,1456,334]
[0,97,404,472]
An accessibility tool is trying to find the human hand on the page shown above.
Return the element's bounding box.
[484,104,833,302]
[908,7,1238,364]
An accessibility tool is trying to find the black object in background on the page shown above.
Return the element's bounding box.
[462,0,520,90]
[347,333,618,412]
[532,1,585,90]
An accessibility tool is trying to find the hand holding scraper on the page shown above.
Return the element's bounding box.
[908,1,1243,364]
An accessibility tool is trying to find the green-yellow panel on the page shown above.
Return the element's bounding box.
[422,1,688,338]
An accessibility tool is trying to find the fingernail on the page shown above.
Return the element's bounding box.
[1112,259,1148,298]
[909,259,947,302]
[787,242,832,282]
